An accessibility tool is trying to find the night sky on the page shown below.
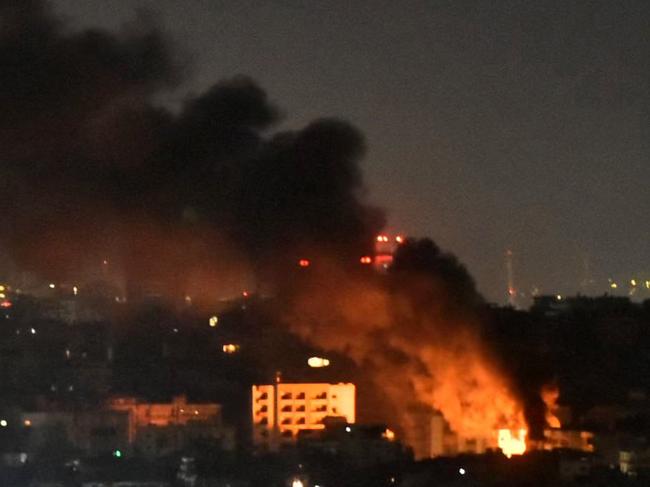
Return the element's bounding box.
[52,0,649,303]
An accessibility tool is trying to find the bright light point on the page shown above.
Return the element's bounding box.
[298,259,310,267]
[72,286,78,296]
[24,420,31,427]
[0,301,12,308]
[291,479,304,487]
[360,256,372,264]
[345,426,351,433]
[631,279,637,286]
[383,428,396,441]
[610,282,618,289]
[49,283,55,289]
[113,449,122,458]
[30,328,36,335]
[223,344,240,354]
[0,420,7,427]
[459,468,466,475]
[0,285,4,291]
[242,290,249,298]
[209,316,219,328]
[395,235,404,243]
[556,294,562,300]
[308,356,330,368]
[376,235,383,242]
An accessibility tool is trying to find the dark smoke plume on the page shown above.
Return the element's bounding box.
[0,0,382,297]
[0,1,550,456]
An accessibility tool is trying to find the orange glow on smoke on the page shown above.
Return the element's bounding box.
[286,266,529,459]
[541,384,562,429]
[298,259,310,267]
[498,428,527,458]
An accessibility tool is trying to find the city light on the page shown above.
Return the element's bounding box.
[49,283,55,289]
[360,256,372,264]
[308,356,330,368]
[291,479,304,487]
[383,428,396,441]
[0,285,4,291]
[610,282,618,289]
[24,419,31,427]
[113,449,122,458]
[1,301,12,308]
[209,315,219,328]
[631,279,637,286]
[223,344,240,354]
[459,468,466,475]
[0,420,7,427]
[395,235,404,243]
[298,259,310,267]
[72,286,78,296]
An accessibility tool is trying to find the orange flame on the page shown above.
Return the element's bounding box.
[542,384,561,429]
[498,428,527,458]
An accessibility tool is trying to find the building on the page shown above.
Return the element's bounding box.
[108,396,226,457]
[373,235,404,272]
[251,382,355,450]
[19,410,130,458]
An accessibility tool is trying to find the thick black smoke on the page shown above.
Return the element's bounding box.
[0,1,383,295]
[0,1,552,453]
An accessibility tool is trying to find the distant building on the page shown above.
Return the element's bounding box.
[373,235,404,272]
[251,382,355,450]
[109,395,226,457]
[20,396,227,459]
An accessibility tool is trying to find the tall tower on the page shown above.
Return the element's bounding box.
[505,249,517,308]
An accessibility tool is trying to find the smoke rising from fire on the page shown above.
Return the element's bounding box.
[0,0,381,297]
[1,1,553,455]
[286,240,528,456]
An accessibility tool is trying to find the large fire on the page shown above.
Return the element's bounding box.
[287,264,530,459]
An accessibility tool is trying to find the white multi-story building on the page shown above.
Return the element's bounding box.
[251,382,355,450]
